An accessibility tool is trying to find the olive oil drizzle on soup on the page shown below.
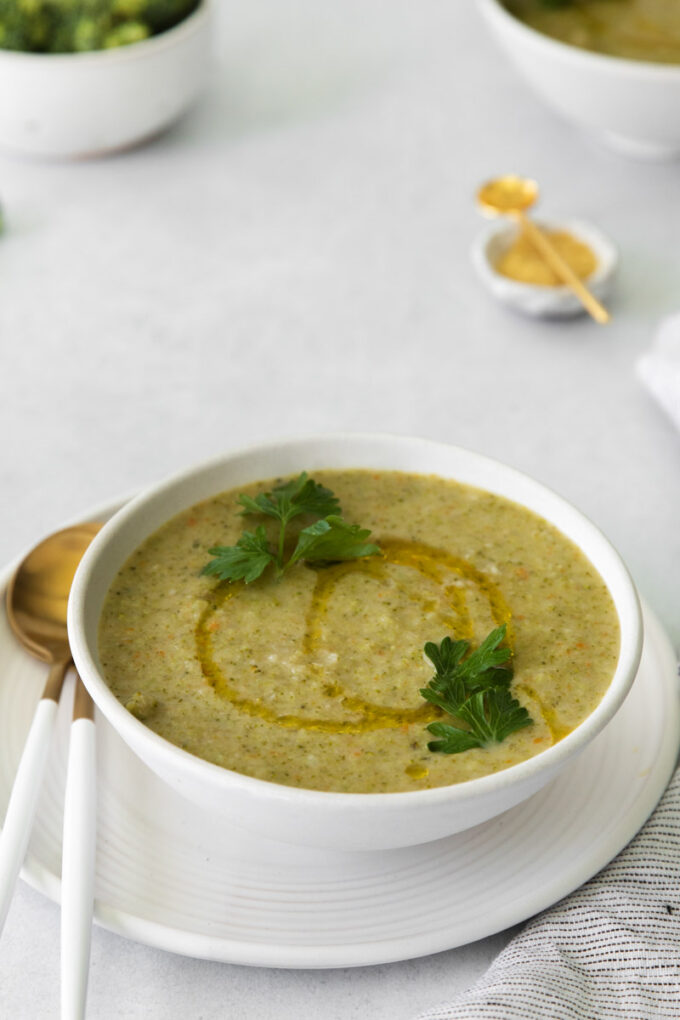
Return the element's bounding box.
[98,471,620,794]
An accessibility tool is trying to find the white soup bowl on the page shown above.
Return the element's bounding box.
[68,434,642,850]
[478,0,680,160]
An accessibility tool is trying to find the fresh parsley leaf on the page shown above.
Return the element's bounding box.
[420,670,467,717]
[289,516,381,566]
[423,635,468,678]
[483,687,533,743]
[237,472,343,570]
[238,472,340,525]
[420,624,533,754]
[425,721,482,754]
[202,526,275,584]
[237,493,280,518]
[453,626,514,692]
[202,474,379,584]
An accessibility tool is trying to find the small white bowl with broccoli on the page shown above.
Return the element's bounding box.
[0,0,211,157]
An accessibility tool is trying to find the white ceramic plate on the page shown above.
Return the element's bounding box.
[1,510,678,968]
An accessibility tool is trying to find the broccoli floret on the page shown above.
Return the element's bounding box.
[0,0,200,53]
[102,19,149,47]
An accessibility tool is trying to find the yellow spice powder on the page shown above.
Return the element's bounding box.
[495,229,598,287]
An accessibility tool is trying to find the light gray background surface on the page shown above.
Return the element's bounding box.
[1,1,679,1016]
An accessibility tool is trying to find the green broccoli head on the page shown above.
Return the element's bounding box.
[0,0,200,53]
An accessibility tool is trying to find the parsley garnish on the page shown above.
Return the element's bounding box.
[201,472,381,584]
[420,625,533,753]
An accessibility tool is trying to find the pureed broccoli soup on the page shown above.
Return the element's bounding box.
[503,0,680,65]
[98,470,620,793]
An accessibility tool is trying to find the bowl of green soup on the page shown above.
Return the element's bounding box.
[0,0,211,157]
[68,435,642,850]
[479,0,680,159]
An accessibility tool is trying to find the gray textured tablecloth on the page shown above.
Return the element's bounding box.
[416,748,680,1019]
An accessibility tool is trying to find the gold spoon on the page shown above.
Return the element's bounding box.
[5,523,101,692]
[1,523,101,1018]
[477,175,610,325]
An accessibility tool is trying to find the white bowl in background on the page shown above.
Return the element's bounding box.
[68,434,643,851]
[478,0,680,160]
[0,1,211,159]
[471,218,618,318]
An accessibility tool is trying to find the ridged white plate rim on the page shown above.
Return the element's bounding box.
[1,499,678,969]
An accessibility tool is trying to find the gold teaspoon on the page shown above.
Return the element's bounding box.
[477,175,610,325]
[6,523,101,697]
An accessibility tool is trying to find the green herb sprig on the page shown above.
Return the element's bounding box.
[201,472,380,585]
[420,625,533,754]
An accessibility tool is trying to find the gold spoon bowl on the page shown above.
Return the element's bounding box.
[6,523,101,695]
[478,175,539,215]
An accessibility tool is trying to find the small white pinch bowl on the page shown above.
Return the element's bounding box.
[471,219,618,319]
[68,435,642,851]
[0,1,211,159]
[478,0,680,160]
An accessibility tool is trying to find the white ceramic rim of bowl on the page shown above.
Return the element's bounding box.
[68,432,643,815]
[0,0,210,66]
[478,0,680,78]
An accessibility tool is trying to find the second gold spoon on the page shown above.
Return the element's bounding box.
[477,175,610,325]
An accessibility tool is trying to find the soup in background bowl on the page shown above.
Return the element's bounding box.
[478,0,680,160]
[68,435,642,850]
[503,0,680,65]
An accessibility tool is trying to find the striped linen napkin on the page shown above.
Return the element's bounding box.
[415,322,680,1019]
[415,765,680,1019]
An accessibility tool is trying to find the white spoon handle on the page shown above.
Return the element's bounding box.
[60,684,96,1020]
[0,685,62,934]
